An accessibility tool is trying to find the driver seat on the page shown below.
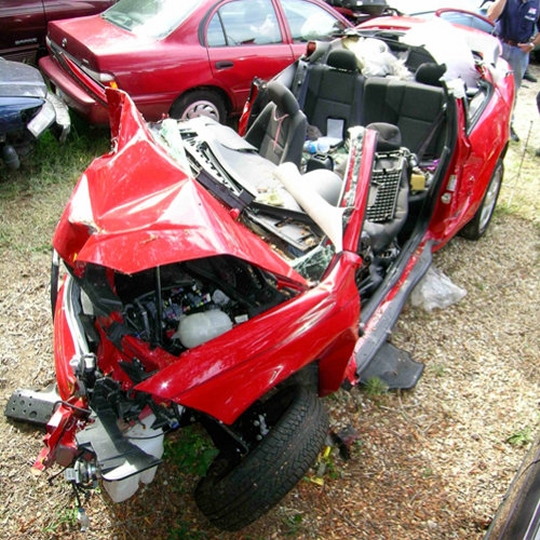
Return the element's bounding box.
[245,81,307,166]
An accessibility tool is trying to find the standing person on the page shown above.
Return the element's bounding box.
[536,89,540,155]
[487,0,540,141]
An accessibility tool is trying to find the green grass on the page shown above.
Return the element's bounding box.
[42,506,79,534]
[506,427,533,447]
[0,122,109,256]
[281,512,306,537]
[0,122,109,193]
[164,425,218,477]
[499,145,540,225]
[168,525,212,540]
[363,376,389,396]
[429,363,447,378]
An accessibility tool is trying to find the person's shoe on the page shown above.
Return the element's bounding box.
[523,69,537,83]
[510,127,520,142]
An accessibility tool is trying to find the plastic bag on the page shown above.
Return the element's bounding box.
[410,265,466,311]
[343,38,413,80]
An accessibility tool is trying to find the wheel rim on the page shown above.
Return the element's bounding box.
[479,165,502,231]
[181,99,220,121]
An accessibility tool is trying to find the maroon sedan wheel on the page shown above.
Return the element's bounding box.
[170,90,227,123]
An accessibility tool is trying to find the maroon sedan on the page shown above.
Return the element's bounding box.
[39,0,351,125]
[0,0,116,64]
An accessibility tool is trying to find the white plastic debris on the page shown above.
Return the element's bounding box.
[410,265,467,311]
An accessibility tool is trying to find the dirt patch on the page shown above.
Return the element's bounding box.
[0,67,539,540]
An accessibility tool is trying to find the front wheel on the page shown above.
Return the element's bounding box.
[194,385,329,531]
[460,158,503,240]
[170,90,227,123]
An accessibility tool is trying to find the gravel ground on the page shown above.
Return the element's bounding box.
[0,64,539,540]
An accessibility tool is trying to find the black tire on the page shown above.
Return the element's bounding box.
[194,385,329,531]
[170,90,227,123]
[460,158,503,240]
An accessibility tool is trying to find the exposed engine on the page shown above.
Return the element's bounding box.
[78,255,296,356]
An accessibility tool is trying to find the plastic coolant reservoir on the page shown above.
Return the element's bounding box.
[102,414,164,503]
[175,309,233,348]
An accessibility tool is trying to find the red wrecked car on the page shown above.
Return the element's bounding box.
[5,15,513,532]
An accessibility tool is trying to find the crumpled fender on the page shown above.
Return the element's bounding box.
[134,250,361,424]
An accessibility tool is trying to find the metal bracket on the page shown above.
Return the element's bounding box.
[4,384,60,425]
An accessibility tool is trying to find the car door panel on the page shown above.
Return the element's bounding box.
[206,0,294,111]
[208,45,295,111]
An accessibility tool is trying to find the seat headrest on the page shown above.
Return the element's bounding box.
[415,63,447,87]
[327,49,358,73]
[266,81,300,116]
[366,122,402,152]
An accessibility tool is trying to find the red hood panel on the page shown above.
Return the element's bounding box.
[53,90,306,284]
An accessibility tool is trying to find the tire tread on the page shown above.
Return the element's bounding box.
[195,386,328,531]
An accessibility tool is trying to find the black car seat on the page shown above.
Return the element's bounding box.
[244,81,307,166]
[302,48,365,140]
[362,75,446,160]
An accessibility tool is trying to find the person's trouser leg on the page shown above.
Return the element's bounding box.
[501,43,529,141]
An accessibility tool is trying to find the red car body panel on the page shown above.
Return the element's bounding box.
[53,92,308,283]
[355,16,514,252]
[47,24,515,420]
[424,85,513,248]
[39,0,351,124]
[51,285,78,402]
[131,251,360,422]
[206,42,297,111]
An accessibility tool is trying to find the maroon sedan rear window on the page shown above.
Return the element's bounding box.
[102,0,202,39]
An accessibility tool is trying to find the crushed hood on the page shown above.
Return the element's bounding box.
[53,90,307,285]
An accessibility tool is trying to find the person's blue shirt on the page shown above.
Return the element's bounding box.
[496,0,540,43]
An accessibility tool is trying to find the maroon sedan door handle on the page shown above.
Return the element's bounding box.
[215,61,234,69]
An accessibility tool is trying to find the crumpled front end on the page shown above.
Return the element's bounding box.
[33,240,359,503]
